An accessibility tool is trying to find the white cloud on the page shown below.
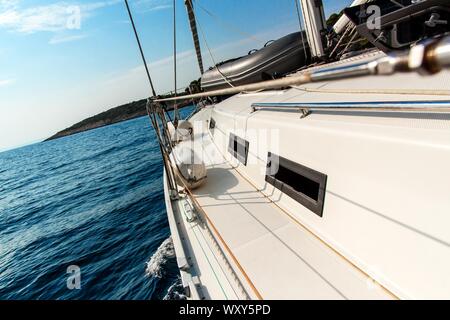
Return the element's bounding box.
[134,0,172,13]
[147,4,171,12]
[0,0,121,34]
[0,78,15,87]
[82,0,121,11]
[49,33,87,44]
[0,0,19,10]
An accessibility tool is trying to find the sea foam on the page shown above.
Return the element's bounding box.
[163,276,187,300]
[145,237,175,278]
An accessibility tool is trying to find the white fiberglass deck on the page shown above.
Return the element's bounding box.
[190,131,393,300]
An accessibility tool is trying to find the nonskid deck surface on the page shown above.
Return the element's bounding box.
[190,131,392,300]
[165,47,450,299]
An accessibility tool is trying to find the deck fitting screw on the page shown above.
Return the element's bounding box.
[300,108,310,118]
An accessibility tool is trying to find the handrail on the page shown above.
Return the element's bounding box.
[251,100,450,117]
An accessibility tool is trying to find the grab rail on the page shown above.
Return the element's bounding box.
[251,100,450,118]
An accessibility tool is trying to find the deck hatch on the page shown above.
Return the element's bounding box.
[228,133,249,166]
[266,152,327,217]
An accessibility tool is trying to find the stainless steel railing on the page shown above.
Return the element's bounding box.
[251,100,450,118]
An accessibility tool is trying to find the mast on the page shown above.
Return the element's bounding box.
[299,0,327,59]
[185,0,204,75]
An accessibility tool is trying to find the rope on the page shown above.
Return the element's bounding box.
[178,175,264,300]
[196,215,249,299]
[187,213,230,299]
[152,111,262,299]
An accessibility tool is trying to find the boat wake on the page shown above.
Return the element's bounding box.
[163,276,187,300]
[146,237,175,278]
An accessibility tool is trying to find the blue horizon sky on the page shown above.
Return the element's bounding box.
[0,0,351,152]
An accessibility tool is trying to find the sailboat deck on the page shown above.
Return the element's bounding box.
[190,131,392,300]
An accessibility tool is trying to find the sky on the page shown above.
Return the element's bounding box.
[0,0,352,151]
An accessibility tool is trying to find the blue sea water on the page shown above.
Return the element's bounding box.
[0,109,191,300]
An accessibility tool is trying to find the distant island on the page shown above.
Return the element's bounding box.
[46,80,201,141]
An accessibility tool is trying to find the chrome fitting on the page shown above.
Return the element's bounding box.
[409,36,450,74]
[374,52,409,75]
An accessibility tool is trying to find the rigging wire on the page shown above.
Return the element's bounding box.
[329,25,353,57]
[124,0,157,97]
[124,0,178,192]
[339,28,359,57]
[173,0,180,125]
[390,0,405,7]
[194,1,236,88]
[195,0,264,43]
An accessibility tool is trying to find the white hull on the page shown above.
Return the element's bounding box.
[163,50,450,300]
